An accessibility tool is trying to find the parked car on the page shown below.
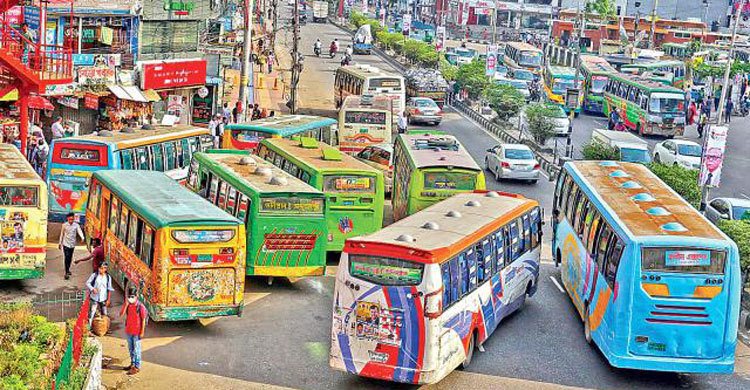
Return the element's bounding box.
[355,144,393,194]
[652,139,702,170]
[406,97,443,125]
[591,128,651,163]
[705,197,750,224]
[484,143,540,183]
[495,77,531,101]
[520,103,570,136]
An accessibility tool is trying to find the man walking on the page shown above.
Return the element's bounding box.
[121,287,147,375]
[725,98,733,124]
[51,117,65,139]
[397,111,408,134]
[86,262,114,327]
[59,212,84,280]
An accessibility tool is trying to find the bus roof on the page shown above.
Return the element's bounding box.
[505,42,542,52]
[195,151,324,195]
[579,55,616,74]
[93,170,241,229]
[547,65,579,77]
[398,133,481,171]
[608,73,684,93]
[262,137,380,174]
[0,144,42,182]
[621,60,684,69]
[341,95,394,112]
[55,125,208,150]
[567,161,724,240]
[345,191,537,263]
[225,115,337,137]
[336,64,402,80]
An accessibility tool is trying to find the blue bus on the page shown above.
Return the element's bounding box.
[551,161,741,373]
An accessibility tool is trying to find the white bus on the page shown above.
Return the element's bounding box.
[330,191,542,384]
[338,95,394,154]
[334,64,406,114]
[503,42,543,75]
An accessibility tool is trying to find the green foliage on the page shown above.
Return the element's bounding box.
[349,12,383,40]
[29,316,63,348]
[439,57,458,81]
[717,220,750,271]
[0,375,26,390]
[375,31,404,49]
[585,0,616,17]
[688,39,702,54]
[581,142,619,160]
[524,103,558,145]
[647,163,701,209]
[455,60,490,100]
[483,83,524,121]
[57,366,88,390]
[0,344,48,390]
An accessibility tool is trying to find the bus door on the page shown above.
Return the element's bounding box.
[332,253,428,382]
[48,142,111,222]
[631,247,729,360]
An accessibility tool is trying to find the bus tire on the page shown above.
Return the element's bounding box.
[584,305,593,345]
[461,331,476,369]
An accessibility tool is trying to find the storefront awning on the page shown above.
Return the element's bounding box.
[107,84,149,103]
[142,89,161,102]
[27,95,55,110]
[0,89,18,101]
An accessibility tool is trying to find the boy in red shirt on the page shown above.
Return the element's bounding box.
[120,287,147,375]
[74,238,104,272]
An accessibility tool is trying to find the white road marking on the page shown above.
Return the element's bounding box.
[742,193,750,200]
[550,276,565,293]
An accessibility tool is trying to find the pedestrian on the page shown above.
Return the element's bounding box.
[725,98,733,124]
[59,212,84,280]
[222,103,231,122]
[235,101,243,122]
[32,137,48,179]
[209,114,222,148]
[687,100,697,125]
[74,237,104,272]
[260,108,269,118]
[397,111,408,134]
[269,110,275,117]
[51,117,65,139]
[267,50,276,74]
[120,287,147,375]
[231,104,238,123]
[608,110,619,130]
[259,53,267,74]
[20,23,35,65]
[85,262,113,328]
[252,104,261,120]
[698,112,707,138]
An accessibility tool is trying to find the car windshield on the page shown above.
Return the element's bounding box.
[677,144,702,157]
[513,70,534,81]
[591,76,608,93]
[733,206,750,221]
[496,65,508,75]
[620,148,651,163]
[649,92,685,114]
[519,51,542,67]
[504,148,534,160]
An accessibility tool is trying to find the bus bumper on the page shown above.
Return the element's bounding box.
[152,304,243,321]
[330,355,438,384]
[0,267,44,280]
[646,124,684,137]
[606,352,735,374]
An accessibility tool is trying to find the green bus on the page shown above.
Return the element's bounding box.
[620,60,686,89]
[543,65,584,114]
[392,132,486,221]
[602,73,687,137]
[578,55,617,115]
[223,115,338,152]
[257,137,384,251]
[187,150,328,278]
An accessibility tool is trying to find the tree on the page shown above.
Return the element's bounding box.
[455,60,490,100]
[440,57,458,81]
[718,220,750,271]
[523,103,558,145]
[647,163,701,209]
[483,83,524,121]
[585,0,616,18]
[581,142,619,160]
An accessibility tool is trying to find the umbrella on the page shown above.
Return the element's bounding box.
[26,95,55,110]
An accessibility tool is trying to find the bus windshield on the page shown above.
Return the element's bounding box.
[513,69,534,81]
[591,75,608,93]
[423,171,477,190]
[259,196,324,214]
[553,79,577,94]
[324,175,375,193]
[0,185,38,207]
[345,111,387,125]
[641,247,726,274]
[519,51,542,67]
[232,129,265,142]
[349,255,424,286]
[649,92,685,114]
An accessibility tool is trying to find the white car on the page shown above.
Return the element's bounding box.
[652,139,702,170]
[520,104,570,136]
[495,77,531,101]
[484,144,540,183]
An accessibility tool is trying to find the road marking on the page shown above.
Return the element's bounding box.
[550,276,565,294]
[742,193,750,200]
[419,370,587,389]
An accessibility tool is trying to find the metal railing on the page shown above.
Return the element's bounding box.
[0,23,73,83]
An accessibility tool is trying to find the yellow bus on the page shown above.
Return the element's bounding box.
[334,64,406,113]
[338,95,394,154]
[0,144,48,280]
[85,170,246,321]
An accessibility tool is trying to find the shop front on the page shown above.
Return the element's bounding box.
[138,59,208,126]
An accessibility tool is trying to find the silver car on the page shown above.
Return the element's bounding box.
[407,97,443,125]
[705,197,750,225]
[484,144,540,183]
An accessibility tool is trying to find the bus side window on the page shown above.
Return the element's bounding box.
[509,222,520,262]
[521,215,531,253]
[530,208,540,249]
[604,239,624,289]
[449,257,460,303]
[197,169,209,197]
[479,239,492,283]
[226,187,238,215]
[208,175,219,204]
[136,147,150,170]
[218,181,228,210]
[188,137,199,155]
[493,230,504,273]
[187,159,198,189]
[301,171,311,184]
[118,206,129,242]
[458,253,469,296]
[181,138,192,164]
[586,210,602,255]
[577,199,591,237]
[175,140,183,168]
[466,248,477,291]
[554,171,566,209]
[596,226,613,270]
[140,224,154,268]
[441,262,452,308]
[109,198,120,235]
[151,144,165,172]
[566,185,579,220]
[199,135,213,150]
[127,212,139,252]
[120,150,134,170]
[87,182,101,216]
[236,194,250,223]
[164,142,177,171]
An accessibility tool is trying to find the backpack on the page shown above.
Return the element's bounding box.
[89,273,111,301]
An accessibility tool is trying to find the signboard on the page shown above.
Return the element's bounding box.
[140,59,207,90]
[565,89,580,110]
[77,66,116,85]
[665,250,711,267]
[402,14,412,35]
[0,6,23,25]
[72,54,121,67]
[436,26,446,52]
[191,90,213,125]
[485,45,497,77]
[84,93,99,110]
[699,125,727,187]
[56,96,79,110]
[23,6,40,31]
[350,261,422,285]
[260,197,324,214]
[45,83,78,97]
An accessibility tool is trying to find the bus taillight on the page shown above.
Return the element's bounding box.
[424,287,444,319]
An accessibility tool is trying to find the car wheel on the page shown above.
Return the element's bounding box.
[484,158,490,171]
[654,153,661,163]
[495,168,501,182]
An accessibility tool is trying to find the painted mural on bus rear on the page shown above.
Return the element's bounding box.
[330,191,543,384]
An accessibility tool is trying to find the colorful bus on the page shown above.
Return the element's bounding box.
[503,42,543,75]
[0,144,48,280]
[392,133,486,221]
[85,170,246,321]
[330,191,542,384]
[621,60,687,88]
[338,95,394,154]
[223,115,338,152]
[187,151,328,278]
[602,73,687,137]
[334,64,406,113]
[579,55,617,115]
[257,137,384,251]
[543,65,584,114]
[552,161,740,373]
[47,125,213,223]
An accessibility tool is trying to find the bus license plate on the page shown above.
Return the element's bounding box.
[197,254,213,262]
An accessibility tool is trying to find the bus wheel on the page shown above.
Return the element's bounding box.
[584,305,593,345]
[461,331,476,369]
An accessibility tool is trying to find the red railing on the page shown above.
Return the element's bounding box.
[0,22,73,84]
[0,0,18,14]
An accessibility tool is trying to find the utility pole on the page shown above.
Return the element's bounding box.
[648,0,658,49]
[272,0,279,47]
[290,0,300,113]
[492,8,497,44]
[239,0,254,122]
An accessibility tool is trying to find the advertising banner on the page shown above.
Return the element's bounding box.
[140,59,207,90]
[699,125,728,187]
[485,45,497,76]
[436,26,446,52]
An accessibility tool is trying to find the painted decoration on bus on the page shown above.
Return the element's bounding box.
[665,250,711,267]
[0,210,28,254]
[260,197,324,214]
[168,268,236,306]
[423,172,476,190]
[350,259,422,285]
[171,229,235,243]
[49,169,91,213]
[353,301,404,346]
[325,176,374,192]
[339,216,354,234]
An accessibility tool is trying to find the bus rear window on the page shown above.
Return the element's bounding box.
[369,78,402,91]
[324,175,375,193]
[260,196,324,214]
[0,186,38,207]
[423,171,477,190]
[53,144,108,167]
[641,248,726,274]
[232,129,265,142]
[344,111,386,125]
[172,229,235,243]
[349,255,424,286]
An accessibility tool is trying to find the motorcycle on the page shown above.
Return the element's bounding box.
[314,45,321,57]
[340,54,352,66]
[329,46,337,58]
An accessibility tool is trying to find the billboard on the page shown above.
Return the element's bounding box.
[698,125,728,187]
